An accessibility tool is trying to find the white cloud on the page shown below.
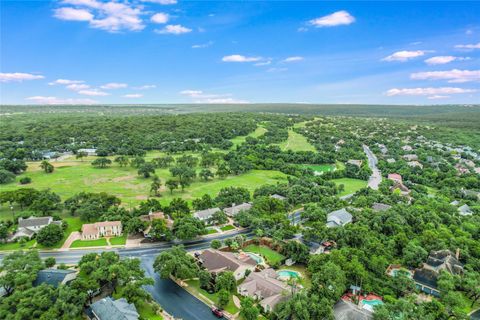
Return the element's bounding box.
[54,7,94,21]
[48,79,84,85]
[155,24,192,34]
[410,69,480,83]
[78,89,110,96]
[134,84,156,90]
[385,87,476,96]
[100,82,128,89]
[382,50,426,62]
[66,83,90,91]
[254,61,272,66]
[180,89,248,104]
[427,95,450,100]
[455,42,480,50]
[123,93,143,98]
[151,13,169,24]
[424,56,469,65]
[26,96,98,105]
[192,41,213,49]
[141,0,177,4]
[54,0,145,32]
[282,56,304,63]
[0,72,44,82]
[308,11,355,27]
[222,55,262,62]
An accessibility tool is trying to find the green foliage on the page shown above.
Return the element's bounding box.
[240,297,259,320]
[153,246,199,280]
[91,157,112,168]
[36,223,63,247]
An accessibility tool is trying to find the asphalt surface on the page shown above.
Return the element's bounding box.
[363,144,382,190]
[0,229,252,320]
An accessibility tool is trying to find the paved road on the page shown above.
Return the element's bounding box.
[0,229,251,320]
[363,144,382,190]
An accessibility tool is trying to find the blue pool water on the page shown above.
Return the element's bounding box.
[363,299,383,306]
[277,270,300,278]
[246,253,264,264]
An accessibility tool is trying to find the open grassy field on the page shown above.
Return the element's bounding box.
[1,153,288,207]
[243,244,285,265]
[331,178,368,196]
[230,126,267,148]
[278,130,316,152]
[299,164,336,173]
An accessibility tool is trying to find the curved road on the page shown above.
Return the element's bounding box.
[0,229,252,320]
[363,144,382,190]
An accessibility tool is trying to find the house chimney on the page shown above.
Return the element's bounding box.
[455,248,460,260]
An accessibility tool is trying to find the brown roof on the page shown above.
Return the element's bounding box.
[140,211,166,222]
[82,223,98,236]
[82,221,122,236]
[199,249,256,273]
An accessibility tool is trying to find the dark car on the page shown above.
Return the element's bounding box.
[211,307,224,318]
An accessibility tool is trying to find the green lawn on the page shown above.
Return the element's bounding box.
[278,130,316,152]
[278,265,312,288]
[243,244,285,265]
[220,225,235,232]
[185,279,239,315]
[110,235,127,245]
[230,126,267,148]
[299,164,336,173]
[331,178,368,196]
[0,239,36,251]
[70,238,108,248]
[206,228,218,234]
[1,154,288,207]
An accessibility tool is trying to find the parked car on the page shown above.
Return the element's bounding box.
[211,307,224,318]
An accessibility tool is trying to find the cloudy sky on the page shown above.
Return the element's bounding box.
[1,0,479,105]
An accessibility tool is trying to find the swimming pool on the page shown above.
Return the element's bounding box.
[277,270,300,279]
[362,299,383,306]
[246,253,264,264]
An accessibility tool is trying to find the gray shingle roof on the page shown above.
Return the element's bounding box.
[33,269,77,288]
[327,209,352,228]
[372,203,391,212]
[91,297,139,320]
[334,300,373,320]
[223,203,252,216]
[18,216,53,228]
[193,207,220,220]
[199,249,256,273]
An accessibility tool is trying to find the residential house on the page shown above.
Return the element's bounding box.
[223,203,252,217]
[407,161,423,169]
[193,207,221,222]
[33,269,77,287]
[238,268,292,313]
[81,221,122,240]
[333,299,373,320]
[401,145,413,151]
[270,194,287,201]
[413,249,464,297]
[455,163,470,175]
[458,204,473,216]
[89,297,139,320]
[140,211,173,236]
[390,181,411,197]
[462,189,480,201]
[77,148,97,156]
[386,158,396,164]
[326,208,353,228]
[347,160,363,167]
[11,216,62,240]
[403,154,418,161]
[372,203,391,212]
[387,173,402,183]
[199,249,257,280]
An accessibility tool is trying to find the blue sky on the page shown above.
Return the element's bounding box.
[1,0,479,105]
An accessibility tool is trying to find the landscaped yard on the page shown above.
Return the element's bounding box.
[278,264,312,288]
[110,235,127,245]
[220,225,235,232]
[1,154,288,207]
[206,228,218,235]
[185,279,239,315]
[243,244,285,265]
[70,238,108,248]
[230,126,267,148]
[331,178,368,196]
[0,239,36,251]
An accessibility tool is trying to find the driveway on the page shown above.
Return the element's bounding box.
[60,231,80,250]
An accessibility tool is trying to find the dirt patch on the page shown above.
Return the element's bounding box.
[135,195,148,200]
[112,174,136,182]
